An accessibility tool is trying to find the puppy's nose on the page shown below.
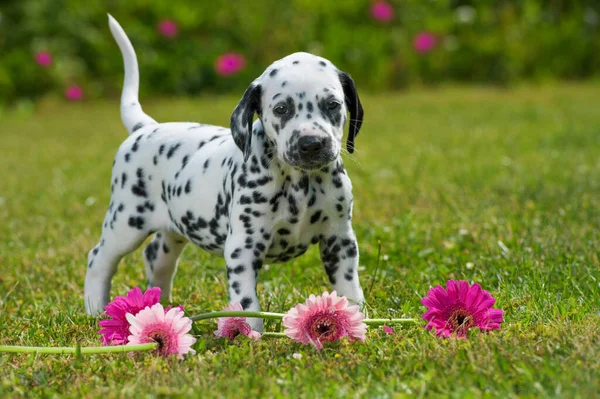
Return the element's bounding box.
[298,136,324,156]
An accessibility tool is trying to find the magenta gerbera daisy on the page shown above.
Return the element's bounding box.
[214,303,261,341]
[98,287,162,345]
[283,291,366,350]
[126,303,196,359]
[215,52,246,76]
[421,280,504,338]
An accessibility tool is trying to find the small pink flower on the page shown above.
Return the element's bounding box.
[127,303,196,359]
[283,291,366,350]
[214,303,261,341]
[371,1,394,22]
[35,51,53,67]
[65,85,83,101]
[215,53,246,76]
[421,280,504,339]
[158,19,178,38]
[413,32,437,54]
[98,287,162,345]
[383,325,395,335]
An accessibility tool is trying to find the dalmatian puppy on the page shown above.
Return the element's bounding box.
[84,15,365,330]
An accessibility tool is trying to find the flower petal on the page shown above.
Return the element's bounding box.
[283,291,366,349]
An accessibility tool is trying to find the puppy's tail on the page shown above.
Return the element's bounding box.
[108,14,157,134]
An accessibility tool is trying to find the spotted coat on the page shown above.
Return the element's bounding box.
[85,17,365,332]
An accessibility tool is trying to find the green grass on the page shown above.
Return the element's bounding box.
[1,84,600,398]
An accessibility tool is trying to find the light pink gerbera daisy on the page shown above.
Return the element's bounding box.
[127,303,196,359]
[98,287,162,345]
[283,291,366,350]
[421,280,504,339]
[214,303,261,341]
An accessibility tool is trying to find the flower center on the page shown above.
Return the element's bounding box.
[311,316,338,341]
[449,308,475,334]
[150,332,171,356]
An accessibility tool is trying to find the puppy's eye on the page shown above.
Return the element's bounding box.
[327,100,341,110]
[274,104,288,115]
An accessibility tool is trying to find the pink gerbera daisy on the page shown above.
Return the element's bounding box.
[413,32,437,54]
[283,291,366,350]
[65,85,83,101]
[215,53,246,76]
[35,51,53,67]
[98,287,162,345]
[127,303,196,359]
[421,280,504,339]
[157,19,178,38]
[370,1,394,23]
[214,303,261,341]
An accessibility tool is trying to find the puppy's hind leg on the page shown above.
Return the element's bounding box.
[143,231,187,302]
[84,201,151,316]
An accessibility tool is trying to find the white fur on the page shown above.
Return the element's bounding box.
[84,16,365,331]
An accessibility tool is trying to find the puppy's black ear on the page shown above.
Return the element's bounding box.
[230,83,262,162]
[338,72,364,154]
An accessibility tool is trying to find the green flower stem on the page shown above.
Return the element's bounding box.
[190,311,286,322]
[190,311,416,326]
[0,343,157,354]
[261,332,288,338]
[363,318,418,326]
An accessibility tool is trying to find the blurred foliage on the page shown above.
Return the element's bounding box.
[0,0,599,104]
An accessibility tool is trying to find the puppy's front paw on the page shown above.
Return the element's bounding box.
[85,301,105,317]
[247,317,264,333]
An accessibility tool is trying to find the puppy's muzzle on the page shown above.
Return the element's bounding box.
[299,136,327,157]
[297,135,335,168]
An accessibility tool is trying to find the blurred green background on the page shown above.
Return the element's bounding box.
[0,0,599,105]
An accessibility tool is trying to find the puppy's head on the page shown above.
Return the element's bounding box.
[231,52,363,170]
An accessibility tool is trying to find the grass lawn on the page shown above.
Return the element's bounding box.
[1,84,599,398]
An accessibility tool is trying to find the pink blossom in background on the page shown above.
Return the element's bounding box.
[413,32,437,54]
[35,51,53,67]
[158,19,178,38]
[65,85,84,101]
[421,280,504,339]
[371,1,394,23]
[214,302,261,341]
[215,53,246,76]
[383,325,395,335]
[283,291,366,350]
[127,303,196,359]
